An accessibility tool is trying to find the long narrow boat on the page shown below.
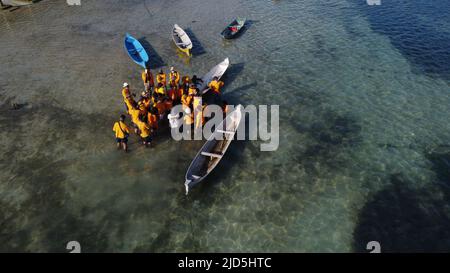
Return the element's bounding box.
[172,24,193,56]
[198,58,230,94]
[1,0,33,6]
[221,18,246,39]
[124,33,149,68]
[184,104,243,195]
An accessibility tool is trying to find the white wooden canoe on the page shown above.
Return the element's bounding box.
[172,24,192,56]
[198,58,230,94]
[184,104,243,195]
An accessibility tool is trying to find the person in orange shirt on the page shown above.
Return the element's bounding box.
[169,67,180,90]
[138,100,148,117]
[208,76,224,94]
[112,114,130,152]
[156,69,166,88]
[154,97,167,119]
[181,92,193,109]
[188,83,197,96]
[141,68,154,92]
[139,91,152,110]
[163,97,173,112]
[147,107,159,131]
[167,87,176,102]
[181,76,191,96]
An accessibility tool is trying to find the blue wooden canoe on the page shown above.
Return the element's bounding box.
[124,33,149,68]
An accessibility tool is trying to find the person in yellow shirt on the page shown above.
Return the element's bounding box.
[128,105,141,134]
[193,95,203,131]
[181,92,193,108]
[208,76,224,94]
[155,83,166,96]
[136,118,152,148]
[112,115,130,152]
[156,69,166,87]
[122,82,131,101]
[141,68,154,92]
[124,95,137,113]
[169,67,180,90]
[188,83,197,96]
[139,91,152,110]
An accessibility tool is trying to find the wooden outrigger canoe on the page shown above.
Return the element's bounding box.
[184,105,243,195]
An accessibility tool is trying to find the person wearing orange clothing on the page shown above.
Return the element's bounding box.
[139,91,152,110]
[181,76,191,95]
[156,69,166,88]
[188,83,197,96]
[112,114,130,152]
[141,68,154,92]
[155,83,166,96]
[154,97,167,119]
[181,92,193,109]
[208,76,224,94]
[138,100,148,117]
[167,87,176,101]
[147,107,159,131]
[163,97,173,112]
[169,67,180,90]
[136,118,152,148]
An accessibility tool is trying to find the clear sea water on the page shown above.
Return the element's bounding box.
[0,0,450,252]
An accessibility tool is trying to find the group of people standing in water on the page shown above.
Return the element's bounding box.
[112,66,226,152]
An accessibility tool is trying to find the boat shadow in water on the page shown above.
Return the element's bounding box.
[184,28,206,57]
[222,62,245,87]
[138,37,166,69]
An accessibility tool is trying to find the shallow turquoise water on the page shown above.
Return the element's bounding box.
[0,0,450,252]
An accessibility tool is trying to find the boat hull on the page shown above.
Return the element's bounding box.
[172,24,193,56]
[198,58,230,94]
[124,33,149,68]
[221,18,246,39]
[184,105,243,194]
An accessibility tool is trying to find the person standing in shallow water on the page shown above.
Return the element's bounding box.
[141,67,154,93]
[112,115,130,152]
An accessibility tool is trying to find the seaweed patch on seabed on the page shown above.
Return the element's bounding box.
[0,102,110,252]
[352,173,450,252]
[294,111,362,175]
